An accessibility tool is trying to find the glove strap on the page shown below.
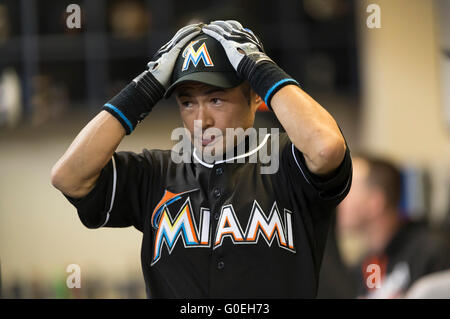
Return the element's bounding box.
[102,71,165,135]
[237,56,299,111]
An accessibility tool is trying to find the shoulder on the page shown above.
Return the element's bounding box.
[111,149,181,178]
[143,148,174,162]
[140,148,190,174]
[115,148,174,163]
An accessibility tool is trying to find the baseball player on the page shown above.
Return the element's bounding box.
[51,20,352,298]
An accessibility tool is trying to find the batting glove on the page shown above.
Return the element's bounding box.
[103,23,203,134]
[202,20,299,110]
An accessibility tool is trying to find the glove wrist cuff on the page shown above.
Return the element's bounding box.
[237,56,299,111]
[102,72,164,135]
[134,71,166,104]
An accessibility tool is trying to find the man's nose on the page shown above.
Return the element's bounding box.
[195,105,214,129]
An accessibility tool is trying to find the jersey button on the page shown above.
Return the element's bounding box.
[214,212,220,220]
[217,261,225,270]
[213,188,221,198]
[215,167,223,175]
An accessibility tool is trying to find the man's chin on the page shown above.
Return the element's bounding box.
[194,138,226,160]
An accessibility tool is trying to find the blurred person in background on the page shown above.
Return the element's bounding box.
[318,154,450,298]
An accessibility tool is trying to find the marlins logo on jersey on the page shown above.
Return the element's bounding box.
[181,39,214,71]
[151,189,296,266]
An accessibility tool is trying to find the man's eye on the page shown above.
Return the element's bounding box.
[211,98,221,104]
[182,101,192,108]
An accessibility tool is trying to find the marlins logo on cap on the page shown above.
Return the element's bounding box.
[181,39,214,71]
[164,33,243,98]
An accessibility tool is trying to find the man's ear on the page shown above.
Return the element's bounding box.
[251,89,262,110]
[254,93,262,105]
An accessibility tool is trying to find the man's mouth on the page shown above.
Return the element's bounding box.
[202,135,216,146]
[201,135,216,146]
[194,134,221,148]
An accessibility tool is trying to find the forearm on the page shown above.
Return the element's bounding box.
[51,24,202,198]
[271,85,346,175]
[51,111,125,198]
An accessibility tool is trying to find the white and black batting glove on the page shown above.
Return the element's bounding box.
[147,23,204,88]
[202,20,299,110]
[103,23,203,134]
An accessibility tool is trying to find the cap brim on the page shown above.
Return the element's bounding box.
[164,72,243,99]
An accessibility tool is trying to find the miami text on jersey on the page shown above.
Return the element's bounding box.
[151,192,296,266]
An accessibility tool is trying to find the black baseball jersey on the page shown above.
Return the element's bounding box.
[64,132,352,298]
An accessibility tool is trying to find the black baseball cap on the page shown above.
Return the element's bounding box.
[164,33,243,98]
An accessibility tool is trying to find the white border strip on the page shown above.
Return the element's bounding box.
[193,134,271,168]
[291,143,311,185]
[100,155,117,227]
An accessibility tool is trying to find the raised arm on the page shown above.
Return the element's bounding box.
[270,85,346,175]
[203,20,346,175]
[51,24,202,198]
[51,111,125,198]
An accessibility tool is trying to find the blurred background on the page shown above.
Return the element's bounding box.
[0,0,449,298]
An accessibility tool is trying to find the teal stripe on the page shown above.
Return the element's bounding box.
[104,103,133,133]
[264,79,299,106]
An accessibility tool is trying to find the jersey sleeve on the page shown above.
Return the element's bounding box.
[279,132,352,207]
[63,150,154,232]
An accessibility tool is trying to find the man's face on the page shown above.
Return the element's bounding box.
[175,82,259,156]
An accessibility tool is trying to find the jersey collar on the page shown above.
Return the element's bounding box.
[192,133,271,168]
